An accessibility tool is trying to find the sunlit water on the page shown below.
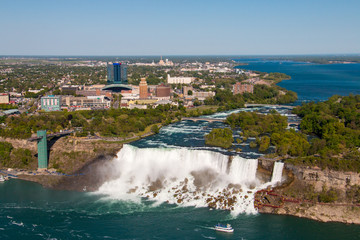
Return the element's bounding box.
[236,60,360,104]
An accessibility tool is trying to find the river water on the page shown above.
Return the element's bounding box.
[1,60,360,239]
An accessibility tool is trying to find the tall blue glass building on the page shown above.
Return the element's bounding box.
[107,62,127,84]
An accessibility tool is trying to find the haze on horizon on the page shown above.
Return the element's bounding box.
[1,0,359,56]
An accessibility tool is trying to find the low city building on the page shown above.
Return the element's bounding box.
[2,109,21,116]
[128,104,147,109]
[128,99,158,105]
[0,93,10,104]
[127,99,158,109]
[41,95,61,112]
[200,84,216,89]
[167,74,195,84]
[75,84,112,97]
[27,89,44,94]
[153,99,177,107]
[233,82,254,95]
[61,95,111,109]
[193,91,215,100]
[183,86,215,100]
[155,84,171,100]
[130,85,139,95]
[61,85,80,95]
[183,86,193,97]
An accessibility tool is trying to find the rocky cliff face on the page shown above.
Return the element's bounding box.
[258,157,360,192]
[285,164,360,192]
[0,136,122,174]
[260,201,360,224]
[0,137,37,151]
[257,161,360,224]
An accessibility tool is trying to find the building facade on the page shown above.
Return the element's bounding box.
[75,85,112,97]
[61,95,110,109]
[193,91,215,100]
[41,95,61,112]
[139,78,148,99]
[233,82,254,95]
[155,84,171,99]
[107,62,128,84]
[167,74,194,84]
[183,86,215,100]
[60,85,80,95]
[0,93,10,104]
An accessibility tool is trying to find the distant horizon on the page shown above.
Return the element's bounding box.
[1,0,359,55]
[1,53,360,58]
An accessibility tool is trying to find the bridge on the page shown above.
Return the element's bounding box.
[182,117,300,127]
[245,104,296,109]
[28,130,75,142]
[28,130,75,169]
[288,122,300,127]
[182,117,225,123]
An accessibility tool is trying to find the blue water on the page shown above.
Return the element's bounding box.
[236,60,360,103]
[1,60,360,239]
[1,180,359,239]
[132,106,299,158]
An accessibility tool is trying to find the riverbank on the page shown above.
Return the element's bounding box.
[256,159,360,224]
[259,191,360,224]
[2,136,360,225]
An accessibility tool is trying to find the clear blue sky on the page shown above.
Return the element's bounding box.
[1,0,359,55]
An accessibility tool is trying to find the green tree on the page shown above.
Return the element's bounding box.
[205,128,234,149]
[0,142,13,165]
[151,125,160,134]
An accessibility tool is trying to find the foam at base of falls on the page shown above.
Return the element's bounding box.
[96,145,267,214]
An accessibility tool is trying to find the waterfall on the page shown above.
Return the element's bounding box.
[96,145,262,214]
[228,156,258,183]
[271,162,284,183]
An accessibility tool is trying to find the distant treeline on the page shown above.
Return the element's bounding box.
[204,85,297,110]
[261,55,360,64]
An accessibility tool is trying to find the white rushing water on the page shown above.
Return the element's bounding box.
[271,162,284,183]
[97,145,268,214]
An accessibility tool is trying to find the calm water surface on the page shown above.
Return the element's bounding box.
[236,60,360,103]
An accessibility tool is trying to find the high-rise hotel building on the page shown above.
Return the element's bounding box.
[107,62,128,85]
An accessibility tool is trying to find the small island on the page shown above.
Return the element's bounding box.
[205,128,234,149]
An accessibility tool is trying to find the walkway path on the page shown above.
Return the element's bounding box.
[182,117,224,123]
[245,104,296,109]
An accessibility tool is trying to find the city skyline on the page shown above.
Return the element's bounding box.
[1,0,360,55]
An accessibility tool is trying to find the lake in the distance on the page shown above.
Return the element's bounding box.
[235,60,360,103]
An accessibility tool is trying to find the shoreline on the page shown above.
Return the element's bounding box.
[2,152,360,225]
[255,187,360,225]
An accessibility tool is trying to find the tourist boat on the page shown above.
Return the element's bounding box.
[214,223,234,233]
[0,175,6,182]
